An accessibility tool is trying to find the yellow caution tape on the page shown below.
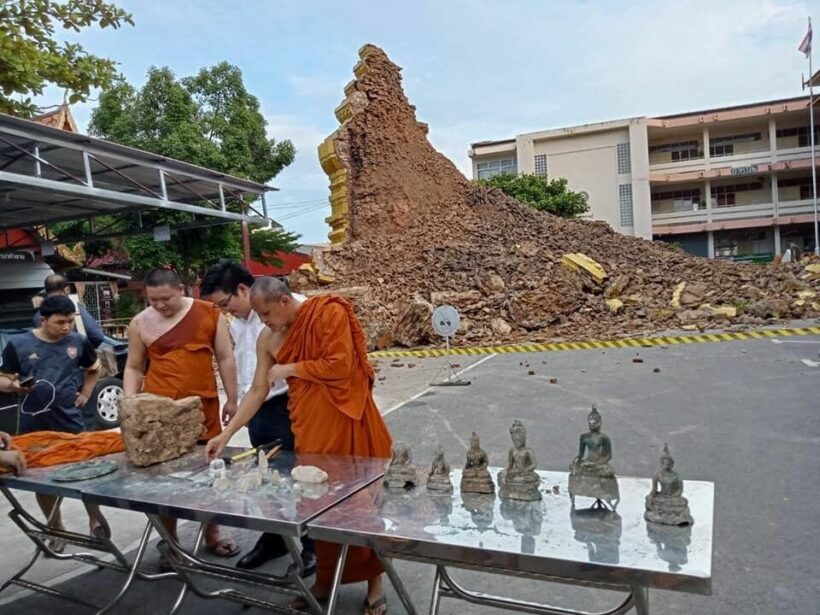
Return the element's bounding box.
[368,326,820,358]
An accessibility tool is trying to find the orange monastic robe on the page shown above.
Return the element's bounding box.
[278,295,393,585]
[143,300,222,441]
[1,430,125,473]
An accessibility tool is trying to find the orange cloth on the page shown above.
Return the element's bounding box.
[278,295,393,586]
[143,300,222,441]
[1,430,125,472]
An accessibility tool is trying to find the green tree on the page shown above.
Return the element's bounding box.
[0,0,133,116]
[477,173,589,218]
[85,64,297,283]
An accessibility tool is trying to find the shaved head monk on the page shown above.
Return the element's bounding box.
[124,267,240,569]
[206,278,393,615]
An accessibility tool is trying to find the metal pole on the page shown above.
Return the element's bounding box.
[809,17,819,255]
[158,170,168,200]
[241,221,252,270]
[82,151,94,187]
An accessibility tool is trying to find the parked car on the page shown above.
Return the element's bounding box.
[0,327,127,434]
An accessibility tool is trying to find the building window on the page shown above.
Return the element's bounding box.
[710,142,733,157]
[649,141,701,161]
[776,126,820,147]
[618,184,634,226]
[616,143,631,174]
[711,185,736,207]
[714,237,738,258]
[778,177,817,200]
[710,181,762,208]
[651,189,701,211]
[534,154,548,177]
[715,230,768,259]
[477,158,517,180]
[708,133,761,158]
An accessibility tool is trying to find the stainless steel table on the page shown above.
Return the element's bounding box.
[82,448,388,614]
[0,451,175,613]
[307,468,714,615]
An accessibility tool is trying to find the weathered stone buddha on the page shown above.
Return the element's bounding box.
[427,446,453,493]
[460,432,494,494]
[384,441,418,489]
[569,405,620,510]
[497,420,541,501]
[644,444,693,526]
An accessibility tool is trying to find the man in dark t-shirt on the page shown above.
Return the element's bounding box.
[0,295,107,546]
[4,306,101,433]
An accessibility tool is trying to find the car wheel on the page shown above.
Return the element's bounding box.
[86,377,123,429]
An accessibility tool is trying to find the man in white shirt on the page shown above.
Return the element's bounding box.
[201,261,314,573]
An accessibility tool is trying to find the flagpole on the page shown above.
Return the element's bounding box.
[809,17,820,255]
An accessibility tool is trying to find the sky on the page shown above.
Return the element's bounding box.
[35,0,819,243]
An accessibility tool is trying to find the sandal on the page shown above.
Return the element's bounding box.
[363,594,388,615]
[45,538,66,556]
[289,594,329,611]
[158,553,174,573]
[90,522,111,540]
[155,539,174,572]
[205,536,241,558]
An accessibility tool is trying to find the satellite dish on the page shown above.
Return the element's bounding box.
[432,305,460,338]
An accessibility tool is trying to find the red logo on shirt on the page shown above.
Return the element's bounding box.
[67,346,78,359]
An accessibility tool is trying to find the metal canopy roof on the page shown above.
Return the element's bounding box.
[0,113,277,239]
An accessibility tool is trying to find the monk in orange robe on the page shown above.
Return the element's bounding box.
[124,267,240,567]
[206,277,392,615]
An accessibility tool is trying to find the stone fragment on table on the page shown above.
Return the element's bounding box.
[118,393,204,467]
[291,465,329,483]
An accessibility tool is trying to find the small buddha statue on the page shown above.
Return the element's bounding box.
[384,441,418,489]
[571,405,615,477]
[427,446,453,493]
[644,444,693,526]
[460,432,495,494]
[569,405,620,510]
[497,420,541,501]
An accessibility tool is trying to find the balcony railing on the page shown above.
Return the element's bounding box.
[711,202,773,221]
[648,153,704,171]
[651,198,819,225]
[777,197,820,216]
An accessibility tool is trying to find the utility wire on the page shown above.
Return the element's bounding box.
[274,203,328,222]
[266,197,328,208]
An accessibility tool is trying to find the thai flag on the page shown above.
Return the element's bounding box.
[799,21,812,57]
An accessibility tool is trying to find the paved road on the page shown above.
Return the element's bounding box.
[1,330,818,614]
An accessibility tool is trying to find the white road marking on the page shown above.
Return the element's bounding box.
[382,354,497,417]
[770,339,820,345]
[800,359,820,368]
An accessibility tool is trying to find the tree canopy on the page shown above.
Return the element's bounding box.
[477,173,589,219]
[81,63,299,283]
[0,0,133,116]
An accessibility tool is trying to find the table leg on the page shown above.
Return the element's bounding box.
[325,543,349,615]
[165,519,206,615]
[632,586,649,615]
[285,535,327,615]
[428,566,444,615]
[95,520,154,614]
[0,539,42,594]
[377,554,417,615]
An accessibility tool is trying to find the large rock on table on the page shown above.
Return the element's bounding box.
[118,394,204,466]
